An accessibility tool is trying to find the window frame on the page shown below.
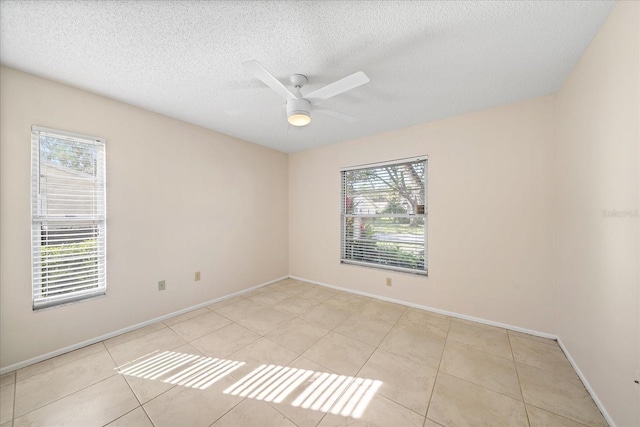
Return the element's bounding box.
[31,125,107,309]
[340,156,428,276]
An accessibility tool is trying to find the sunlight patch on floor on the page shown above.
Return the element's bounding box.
[224,364,382,418]
[116,352,382,418]
[116,350,244,390]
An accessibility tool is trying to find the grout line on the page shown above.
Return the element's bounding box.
[524,402,594,427]
[140,404,156,427]
[11,373,119,423]
[507,332,531,426]
[11,374,17,427]
[101,406,143,427]
[104,346,145,409]
[424,315,452,421]
[206,396,246,427]
[12,342,107,383]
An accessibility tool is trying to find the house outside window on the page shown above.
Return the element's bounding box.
[341,156,427,275]
[31,126,106,309]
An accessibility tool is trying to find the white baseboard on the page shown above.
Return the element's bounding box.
[0,275,287,375]
[289,275,557,340]
[556,338,616,427]
[291,275,615,426]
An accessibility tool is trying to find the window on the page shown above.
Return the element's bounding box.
[31,126,106,309]
[341,156,427,275]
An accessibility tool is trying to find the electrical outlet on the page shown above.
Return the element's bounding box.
[386,277,392,287]
[195,271,201,281]
[158,280,166,291]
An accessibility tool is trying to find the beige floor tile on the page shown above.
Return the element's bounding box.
[266,318,330,354]
[424,418,445,427]
[143,374,243,427]
[303,332,376,376]
[122,372,175,405]
[236,307,295,335]
[274,282,311,297]
[334,312,394,347]
[447,319,512,360]
[247,289,293,306]
[0,384,14,424]
[288,356,336,373]
[168,310,232,341]
[272,296,319,316]
[163,307,211,326]
[301,303,352,330]
[317,393,425,427]
[508,330,558,346]
[0,421,11,427]
[190,323,261,358]
[517,363,607,427]
[300,286,338,303]
[13,375,138,427]
[264,356,335,427]
[510,335,576,378]
[357,300,407,325]
[106,407,154,427]
[397,308,451,336]
[214,298,268,322]
[427,373,528,427]
[228,337,299,381]
[357,348,437,415]
[440,340,521,400]
[379,324,446,369]
[14,350,117,417]
[0,372,15,387]
[213,398,297,427]
[118,342,205,404]
[324,293,370,313]
[526,404,590,427]
[107,327,187,366]
[16,342,106,381]
[104,322,167,349]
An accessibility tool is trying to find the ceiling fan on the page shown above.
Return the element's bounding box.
[242,60,370,127]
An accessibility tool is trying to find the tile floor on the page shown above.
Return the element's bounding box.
[0,279,608,427]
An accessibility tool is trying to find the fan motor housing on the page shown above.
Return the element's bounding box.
[286,98,311,116]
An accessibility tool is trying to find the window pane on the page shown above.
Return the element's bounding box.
[341,158,427,275]
[31,127,106,309]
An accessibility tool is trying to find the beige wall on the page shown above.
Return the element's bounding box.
[556,1,639,426]
[0,66,289,369]
[289,96,559,334]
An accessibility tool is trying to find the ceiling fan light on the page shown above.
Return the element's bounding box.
[288,112,311,126]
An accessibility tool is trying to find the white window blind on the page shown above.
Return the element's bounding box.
[31,126,107,309]
[341,156,427,275]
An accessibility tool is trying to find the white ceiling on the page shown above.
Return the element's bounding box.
[1,1,615,153]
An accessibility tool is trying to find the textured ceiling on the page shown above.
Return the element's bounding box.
[1,1,615,153]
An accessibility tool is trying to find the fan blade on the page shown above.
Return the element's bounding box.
[242,60,299,101]
[304,71,369,104]
[314,107,358,123]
